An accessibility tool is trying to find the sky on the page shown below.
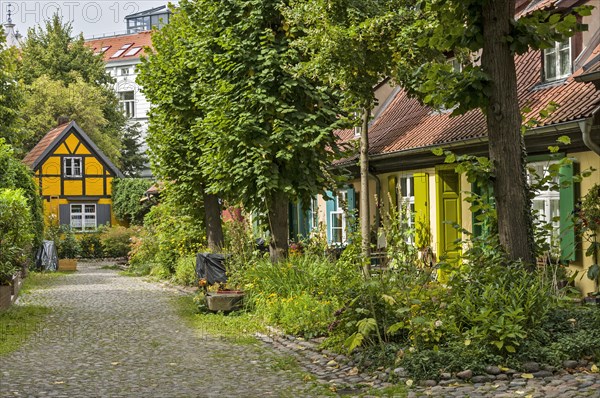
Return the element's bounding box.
[1,0,177,39]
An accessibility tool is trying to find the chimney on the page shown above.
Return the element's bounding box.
[57,116,70,126]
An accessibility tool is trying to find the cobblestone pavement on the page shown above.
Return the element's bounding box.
[0,262,326,398]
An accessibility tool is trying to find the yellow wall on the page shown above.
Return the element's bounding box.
[570,151,600,295]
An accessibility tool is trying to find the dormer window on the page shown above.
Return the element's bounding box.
[544,39,571,81]
[64,157,82,177]
[448,57,462,73]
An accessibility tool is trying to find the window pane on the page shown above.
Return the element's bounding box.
[545,50,556,80]
[71,205,82,213]
[85,204,95,213]
[331,213,342,229]
[559,47,571,76]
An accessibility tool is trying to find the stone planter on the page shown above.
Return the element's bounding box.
[58,258,77,271]
[205,291,245,312]
[0,285,11,310]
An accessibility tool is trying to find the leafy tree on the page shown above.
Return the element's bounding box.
[0,139,44,251]
[285,0,418,269]
[19,14,111,86]
[18,14,126,166]
[120,123,148,177]
[112,178,153,225]
[0,28,25,151]
[140,1,345,260]
[20,75,122,164]
[392,0,590,264]
[137,5,223,252]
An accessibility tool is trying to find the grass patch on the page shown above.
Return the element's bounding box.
[0,272,59,356]
[173,295,265,344]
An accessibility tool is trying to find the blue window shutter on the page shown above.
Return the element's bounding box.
[346,186,356,211]
[325,191,335,243]
[559,162,576,261]
[97,204,111,227]
[59,205,70,226]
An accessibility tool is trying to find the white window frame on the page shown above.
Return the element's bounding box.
[399,175,416,243]
[70,204,97,232]
[330,191,348,245]
[119,91,135,118]
[528,161,561,250]
[544,39,572,81]
[63,157,82,178]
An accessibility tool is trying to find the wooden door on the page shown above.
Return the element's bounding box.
[437,169,461,263]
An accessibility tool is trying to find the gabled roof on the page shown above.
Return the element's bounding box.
[337,47,600,164]
[85,31,153,62]
[23,121,124,178]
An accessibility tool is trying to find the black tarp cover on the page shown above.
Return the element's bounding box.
[195,253,227,285]
[34,240,58,271]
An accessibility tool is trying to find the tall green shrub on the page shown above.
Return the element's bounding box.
[0,189,33,283]
[0,139,43,249]
[112,178,153,225]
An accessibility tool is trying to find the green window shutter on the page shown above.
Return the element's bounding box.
[471,182,494,237]
[559,162,576,261]
[388,176,397,211]
[325,190,335,243]
[289,202,298,241]
[413,173,429,248]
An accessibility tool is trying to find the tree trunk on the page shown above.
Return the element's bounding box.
[204,192,224,252]
[482,0,536,265]
[267,190,289,262]
[360,107,371,275]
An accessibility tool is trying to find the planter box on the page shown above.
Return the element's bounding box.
[0,285,11,310]
[58,259,77,271]
[205,291,245,312]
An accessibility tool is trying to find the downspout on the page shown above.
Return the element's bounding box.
[369,172,381,228]
[579,116,600,156]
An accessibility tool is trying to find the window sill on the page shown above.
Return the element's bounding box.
[532,77,569,91]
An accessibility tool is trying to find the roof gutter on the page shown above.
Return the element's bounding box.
[579,108,600,156]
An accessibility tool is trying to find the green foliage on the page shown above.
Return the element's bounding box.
[0,139,44,249]
[577,183,600,291]
[112,178,153,225]
[240,254,361,338]
[100,226,135,258]
[173,255,197,287]
[20,75,123,164]
[79,232,104,259]
[138,0,346,217]
[0,189,34,283]
[127,200,206,276]
[57,226,81,259]
[18,14,125,165]
[0,33,25,151]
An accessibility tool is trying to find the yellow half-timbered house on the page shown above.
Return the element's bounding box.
[23,121,124,230]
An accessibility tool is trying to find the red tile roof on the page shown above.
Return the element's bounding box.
[85,31,153,62]
[338,48,600,162]
[22,123,70,168]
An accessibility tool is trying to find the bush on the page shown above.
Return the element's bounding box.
[173,255,197,286]
[57,226,81,259]
[0,139,44,250]
[112,178,153,225]
[79,233,104,258]
[241,254,361,338]
[101,226,134,257]
[0,189,33,283]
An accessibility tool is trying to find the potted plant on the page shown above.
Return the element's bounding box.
[58,226,81,271]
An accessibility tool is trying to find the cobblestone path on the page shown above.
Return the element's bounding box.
[0,262,324,398]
